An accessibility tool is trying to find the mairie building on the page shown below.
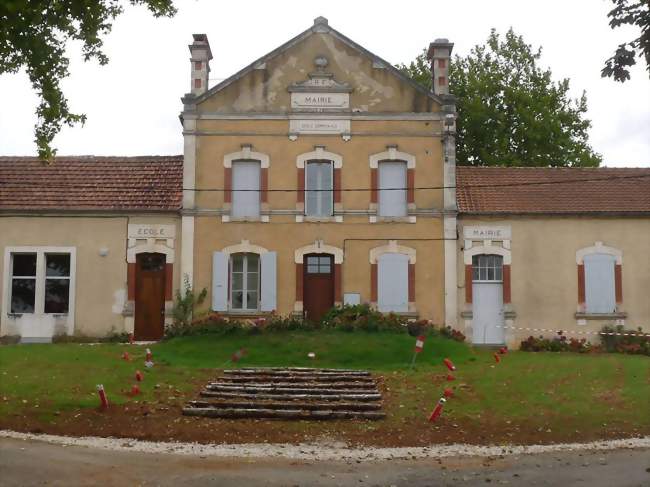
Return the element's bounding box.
[1,17,648,345]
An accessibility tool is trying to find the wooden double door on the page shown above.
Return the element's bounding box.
[134,253,166,340]
[303,253,334,323]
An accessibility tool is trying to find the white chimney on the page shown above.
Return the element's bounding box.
[427,39,454,96]
[189,34,212,97]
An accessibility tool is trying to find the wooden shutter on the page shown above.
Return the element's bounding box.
[584,254,616,313]
[232,161,261,217]
[260,252,277,312]
[377,253,409,312]
[378,162,407,217]
[212,252,228,311]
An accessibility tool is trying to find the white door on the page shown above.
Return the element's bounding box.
[472,254,505,345]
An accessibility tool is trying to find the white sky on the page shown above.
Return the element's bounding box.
[0,0,648,167]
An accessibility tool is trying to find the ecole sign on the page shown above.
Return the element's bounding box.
[128,224,176,239]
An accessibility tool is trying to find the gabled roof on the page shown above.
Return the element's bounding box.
[190,16,446,106]
[457,166,650,215]
[0,156,183,212]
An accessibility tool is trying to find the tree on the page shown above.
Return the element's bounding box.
[398,29,602,167]
[0,0,176,160]
[602,0,650,82]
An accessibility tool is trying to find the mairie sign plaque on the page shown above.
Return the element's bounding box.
[291,92,349,110]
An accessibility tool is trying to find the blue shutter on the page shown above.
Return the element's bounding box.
[260,252,277,312]
[584,253,616,313]
[212,252,228,311]
[378,253,409,312]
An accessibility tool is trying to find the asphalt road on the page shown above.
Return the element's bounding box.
[1,437,649,486]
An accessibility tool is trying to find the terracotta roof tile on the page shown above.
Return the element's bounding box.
[0,156,183,211]
[456,166,650,215]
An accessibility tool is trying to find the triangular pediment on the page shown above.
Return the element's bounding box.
[189,17,443,114]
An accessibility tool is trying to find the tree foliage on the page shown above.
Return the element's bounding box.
[0,0,176,160]
[602,0,650,82]
[398,29,602,167]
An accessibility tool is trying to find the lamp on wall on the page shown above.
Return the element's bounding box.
[99,248,109,257]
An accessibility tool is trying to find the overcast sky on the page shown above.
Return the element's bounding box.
[0,0,648,167]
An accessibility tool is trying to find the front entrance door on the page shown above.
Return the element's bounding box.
[303,254,334,323]
[134,253,166,340]
[472,254,505,345]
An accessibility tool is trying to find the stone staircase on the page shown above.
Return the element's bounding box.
[182,367,385,420]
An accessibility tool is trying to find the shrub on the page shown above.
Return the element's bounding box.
[600,325,650,356]
[169,275,207,331]
[520,331,593,353]
[321,304,412,333]
[439,325,466,342]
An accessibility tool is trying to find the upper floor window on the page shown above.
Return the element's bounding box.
[378,161,407,217]
[305,161,333,217]
[231,160,261,218]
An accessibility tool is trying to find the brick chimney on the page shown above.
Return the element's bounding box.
[189,34,212,97]
[427,38,454,96]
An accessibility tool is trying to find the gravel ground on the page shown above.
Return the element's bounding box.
[1,429,649,461]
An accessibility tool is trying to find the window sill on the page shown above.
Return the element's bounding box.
[222,215,269,223]
[369,215,416,223]
[297,215,343,223]
[575,312,627,320]
[219,311,275,319]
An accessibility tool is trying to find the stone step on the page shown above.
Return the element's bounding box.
[199,390,382,402]
[217,375,377,384]
[188,399,383,411]
[208,381,378,390]
[182,406,386,420]
[205,384,377,395]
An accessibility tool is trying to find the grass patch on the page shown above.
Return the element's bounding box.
[1,331,648,444]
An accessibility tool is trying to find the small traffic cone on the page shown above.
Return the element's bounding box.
[443,358,456,371]
[428,397,446,422]
[96,384,109,409]
[494,352,501,363]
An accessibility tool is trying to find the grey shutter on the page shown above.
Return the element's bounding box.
[378,253,409,312]
[584,253,616,313]
[305,162,332,216]
[260,252,277,311]
[232,161,260,217]
[379,162,407,217]
[212,251,229,311]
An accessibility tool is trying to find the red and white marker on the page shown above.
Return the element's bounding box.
[428,397,446,422]
[446,374,455,381]
[135,370,143,382]
[443,358,456,371]
[414,335,426,353]
[131,384,140,396]
[128,333,134,344]
[122,351,130,361]
[494,352,501,363]
[498,346,508,355]
[443,388,454,398]
[145,348,152,362]
[96,384,109,409]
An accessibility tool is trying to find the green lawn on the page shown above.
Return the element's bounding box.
[0,331,648,443]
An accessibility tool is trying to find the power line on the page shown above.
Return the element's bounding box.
[0,173,649,192]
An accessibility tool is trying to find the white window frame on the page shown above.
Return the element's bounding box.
[471,254,503,283]
[2,246,77,318]
[304,160,334,217]
[229,252,260,312]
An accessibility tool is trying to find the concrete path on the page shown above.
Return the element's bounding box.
[2,436,649,486]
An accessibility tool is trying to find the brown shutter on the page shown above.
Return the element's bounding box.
[407,168,415,204]
[127,263,136,301]
[333,167,342,204]
[615,264,623,304]
[370,168,378,204]
[502,264,511,304]
[224,167,232,203]
[165,264,173,301]
[465,264,473,304]
[408,263,415,302]
[334,263,342,303]
[261,167,269,203]
[297,168,305,203]
[577,264,586,307]
[295,263,303,301]
[370,263,378,302]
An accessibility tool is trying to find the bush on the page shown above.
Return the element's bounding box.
[321,304,411,332]
[520,331,594,353]
[170,275,207,329]
[439,325,466,342]
[600,325,650,356]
